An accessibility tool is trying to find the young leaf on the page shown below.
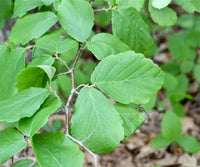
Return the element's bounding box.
[116,0,145,11]
[71,87,124,153]
[9,12,58,45]
[163,72,178,91]
[57,0,94,42]
[171,102,184,117]
[161,61,180,75]
[0,0,12,18]
[112,7,154,54]
[13,159,34,167]
[27,54,55,67]
[0,127,27,164]
[114,103,146,139]
[175,0,200,13]
[177,135,200,153]
[161,111,182,142]
[95,10,112,27]
[16,65,56,91]
[180,61,194,73]
[87,33,131,60]
[91,51,164,104]
[168,34,191,62]
[13,0,43,18]
[150,133,171,148]
[32,132,84,167]
[149,0,177,26]
[152,0,171,9]
[0,46,25,101]
[0,87,49,122]
[194,64,200,84]
[35,29,78,53]
[18,95,61,137]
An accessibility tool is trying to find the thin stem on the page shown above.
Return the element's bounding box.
[71,46,82,89]
[54,70,72,78]
[55,53,70,70]
[66,134,98,167]
[136,104,151,121]
[48,86,65,109]
[65,88,75,134]
[25,45,34,51]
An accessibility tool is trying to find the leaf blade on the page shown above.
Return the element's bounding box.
[9,12,58,45]
[91,51,164,104]
[0,87,50,122]
[71,87,124,153]
[0,46,25,100]
[112,7,154,54]
[31,132,84,167]
[58,0,94,42]
[0,128,27,164]
[87,33,131,60]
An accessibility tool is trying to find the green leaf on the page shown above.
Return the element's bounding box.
[112,8,154,54]
[176,74,188,93]
[0,87,49,122]
[27,54,55,67]
[18,95,61,137]
[114,103,146,139]
[168,34,191,62]
[161,61,180,75]
[186,29,200,48]
[0,127,27,164]
[71,87,124,153]
[0,46,25,101]
[58,75,71,96]
[95,10,112,27]
[143,95,157,111]
[152,0,171,9]
[163,72,178,91]
[177,135,200,153]
[161,111,182,142]
[16,65,56,91]
[116,0,145,11]
[35,29,78,53]
[87,33,131,60]
[150,134,171,148]
[9,12,58,45]
[194,64,200,83]
[171,102,184,117]
[175,0,200,13]
[180,61,194,73]
[13,159,34,167]
[149,0,177,26]
[91,51,164,104]
[32,47,51,59]
[32,132,84,167]
[0,0,13,18]
[0,18,5,30]
[57,0,94,42]
[13,0,43,18]
[177,14,194,29]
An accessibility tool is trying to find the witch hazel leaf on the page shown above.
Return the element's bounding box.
[91,51,164,104]
[0,87,49,122]
[71,87,124,153]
